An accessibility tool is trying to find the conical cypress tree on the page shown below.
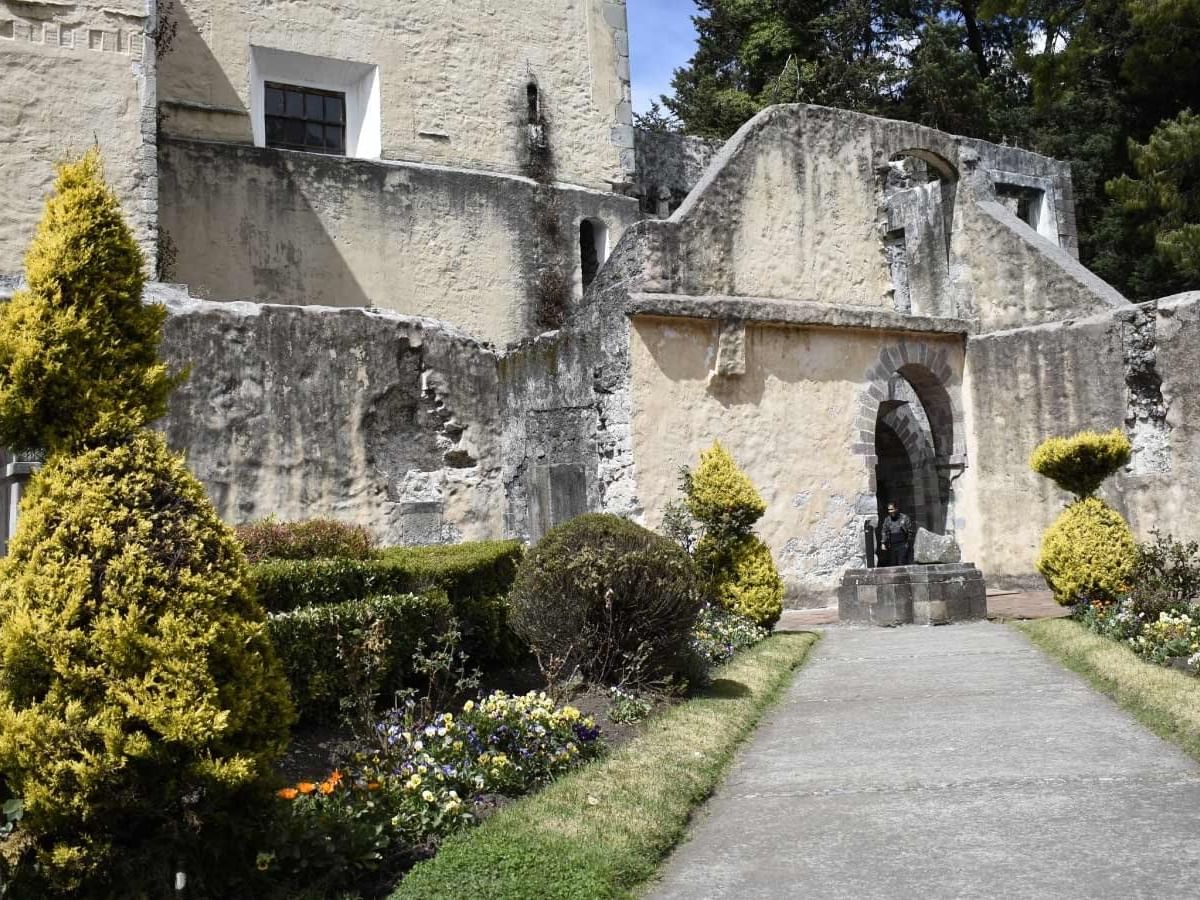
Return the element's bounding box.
[0,148,178,454]
[0,151,293,896]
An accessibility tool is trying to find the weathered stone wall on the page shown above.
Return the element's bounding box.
[625,105,1107,331]
[0,0,157,272]
[159,137,641,345]
[628,315,965,606]
[158,0,633,190]
[960,294,1200,586]
[633,129,721,216]
[156,286,507,543]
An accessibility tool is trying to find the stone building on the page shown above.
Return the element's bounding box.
[2,1,1198,605]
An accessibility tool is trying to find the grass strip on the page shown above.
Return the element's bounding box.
[390,631,820,900]
[1017,618,1200,761]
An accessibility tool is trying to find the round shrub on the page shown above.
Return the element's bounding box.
[711,535,784,628]
[1037,497,1137,605]
[0,431,294,896]
[1029,429,1131,499]
[508,514,702,685]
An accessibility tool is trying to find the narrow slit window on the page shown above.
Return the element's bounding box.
[264,82,346,155]
[579,218,608,289]
[526,82,540,124]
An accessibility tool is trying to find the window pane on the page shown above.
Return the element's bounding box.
[324,95,343,124]
[325,125,344,152]
[265,86,284,116]
[265,116,284,144]
[285,91,303,118]
[305,122,324,147]
[283,119,305,146]
[305,93,323,120]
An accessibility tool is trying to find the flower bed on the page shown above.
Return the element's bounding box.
[263,691,602,896]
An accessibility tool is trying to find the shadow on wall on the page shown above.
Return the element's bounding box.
[158,0,248,137]
[159,141,374,309]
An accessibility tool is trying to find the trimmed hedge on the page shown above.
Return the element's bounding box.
[236,516,375,563]
[267,592,455,725]
[251,540,525,665]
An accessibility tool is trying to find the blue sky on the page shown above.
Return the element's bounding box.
[627,0,700,114]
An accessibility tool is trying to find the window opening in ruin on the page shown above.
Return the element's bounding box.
[264,82,346,155]
[579,218,608,288]
[996,184,1044,232]
[526,82,540,124]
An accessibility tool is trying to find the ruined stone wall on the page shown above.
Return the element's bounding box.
[0,0,156,272]
[625,105,1108,332]
[156,285,507,543]
[960,294,1200,586]
[633,129,721,217]
[157,0,633,190]
[628,315,965,606]
[159,137,641,345]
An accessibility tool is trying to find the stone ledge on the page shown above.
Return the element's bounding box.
[627,293,973,336]
[839,563,988,626]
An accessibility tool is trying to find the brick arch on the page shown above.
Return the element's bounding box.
[853,341,965,464]
[852,341,966,538]
[877,401,934,465]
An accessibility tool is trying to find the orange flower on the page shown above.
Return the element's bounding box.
[318,780,335,795]
[297,782,317,795]
[276,787,299,800]
[366,781,381,791]
[328,770,343,787]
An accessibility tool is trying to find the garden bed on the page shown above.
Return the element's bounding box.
[389,631,819,900]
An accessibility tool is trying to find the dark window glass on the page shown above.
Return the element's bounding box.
[263,82,347,156]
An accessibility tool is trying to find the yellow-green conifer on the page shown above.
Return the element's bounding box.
[0,149,179,454]
[686,441,767,539]
[0,431,293,895]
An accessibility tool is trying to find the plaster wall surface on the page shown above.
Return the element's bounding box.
[960,295,1200,585]
[159,138,640,345]
[629,315,963,605]
[158,0,633,189]
[0,0,156,272]
[156,287,506,544]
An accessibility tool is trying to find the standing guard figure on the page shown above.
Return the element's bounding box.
[879,501,915,566]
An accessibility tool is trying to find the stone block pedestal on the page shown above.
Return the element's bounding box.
[838,563,987,626]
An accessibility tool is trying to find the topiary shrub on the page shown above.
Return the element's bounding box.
[1036,496,1136,605]
[236,516,375,563]
[0,431,294,896]
[508,514,701,685]
[1029,429,1131,499]
[710,536,784,628]
[685,442,767,541]
[0,149,180,455]
[680,442,784,628]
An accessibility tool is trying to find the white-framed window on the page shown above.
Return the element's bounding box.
[250,46,381,159]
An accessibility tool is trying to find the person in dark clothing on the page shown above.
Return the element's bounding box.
[879,502,914,566]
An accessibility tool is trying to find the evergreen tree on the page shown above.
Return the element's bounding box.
[0,149,180,454]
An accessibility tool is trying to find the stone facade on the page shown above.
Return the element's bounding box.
[4,0,1199,608]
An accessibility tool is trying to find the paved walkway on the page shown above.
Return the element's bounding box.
[649,622,1200,899]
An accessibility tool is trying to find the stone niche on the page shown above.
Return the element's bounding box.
[838,563,987,626]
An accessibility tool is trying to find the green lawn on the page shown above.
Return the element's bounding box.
[390,631,820,900]
[1017,618,1200,761]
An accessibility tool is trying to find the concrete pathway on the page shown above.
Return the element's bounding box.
[649,622,1200,899]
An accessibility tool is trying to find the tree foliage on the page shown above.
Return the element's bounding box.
[0,431,293,896]
[1029,428,1131,499]
[660,0,1200,298]
[0,149,180,455]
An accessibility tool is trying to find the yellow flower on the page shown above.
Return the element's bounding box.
[463,700,475,713]
[421,790,435,803]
